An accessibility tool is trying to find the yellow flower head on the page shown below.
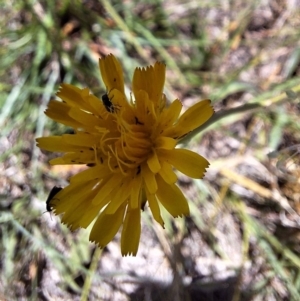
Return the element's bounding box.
[37,54,214,256]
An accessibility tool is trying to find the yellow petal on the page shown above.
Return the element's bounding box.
[79,202,105,229]
[147,150,161,173]
[141,163,157,194]
[91,174,123,205]
[156,174,189,217]
[159,98,182,126]
[161,149,209,179]
[158,161,177,184]
[129,174,142,209]
[155,136,177,150]
[45,100,82,128]
[56,84,83,108]
[68,107,104,128]
[134,89,148,114]
[99,54,125,94]
[36,136,77,152]
[60,183,99,231]
[87,94,107,115]
[104,180,131,214]
[132,62,165,105]
[132,89,158,128]
[52,179,98,215]
[89,203,126,248]
[70,165,110,183]
[62,133,99,147]
[146,189,164,227]
[57,84,95,112]
[121,208,141,256]
[80,187,111,227]
[166,99,214,138]
[49,151,94,165]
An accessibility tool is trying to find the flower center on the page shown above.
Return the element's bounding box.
[100,114,154,176]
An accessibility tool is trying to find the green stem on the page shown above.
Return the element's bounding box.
[80,248,103,301]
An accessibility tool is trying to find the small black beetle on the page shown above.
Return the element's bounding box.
[102,92,114,113]
[46,186,62,212]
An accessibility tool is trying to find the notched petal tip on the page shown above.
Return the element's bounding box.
[175,212,189,218]
[163,149,210,179]
[203,162,210,175]
[132,61,166,104]
[60,220,80,232]
[121,251,138,257]
[90,240,105,250]
[99,54,125,94]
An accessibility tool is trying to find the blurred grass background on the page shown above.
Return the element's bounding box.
[1,0,300,300]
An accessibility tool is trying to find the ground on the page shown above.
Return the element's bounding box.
[1,0,300,300]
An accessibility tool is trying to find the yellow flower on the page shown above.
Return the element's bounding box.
[37,54,214,256]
